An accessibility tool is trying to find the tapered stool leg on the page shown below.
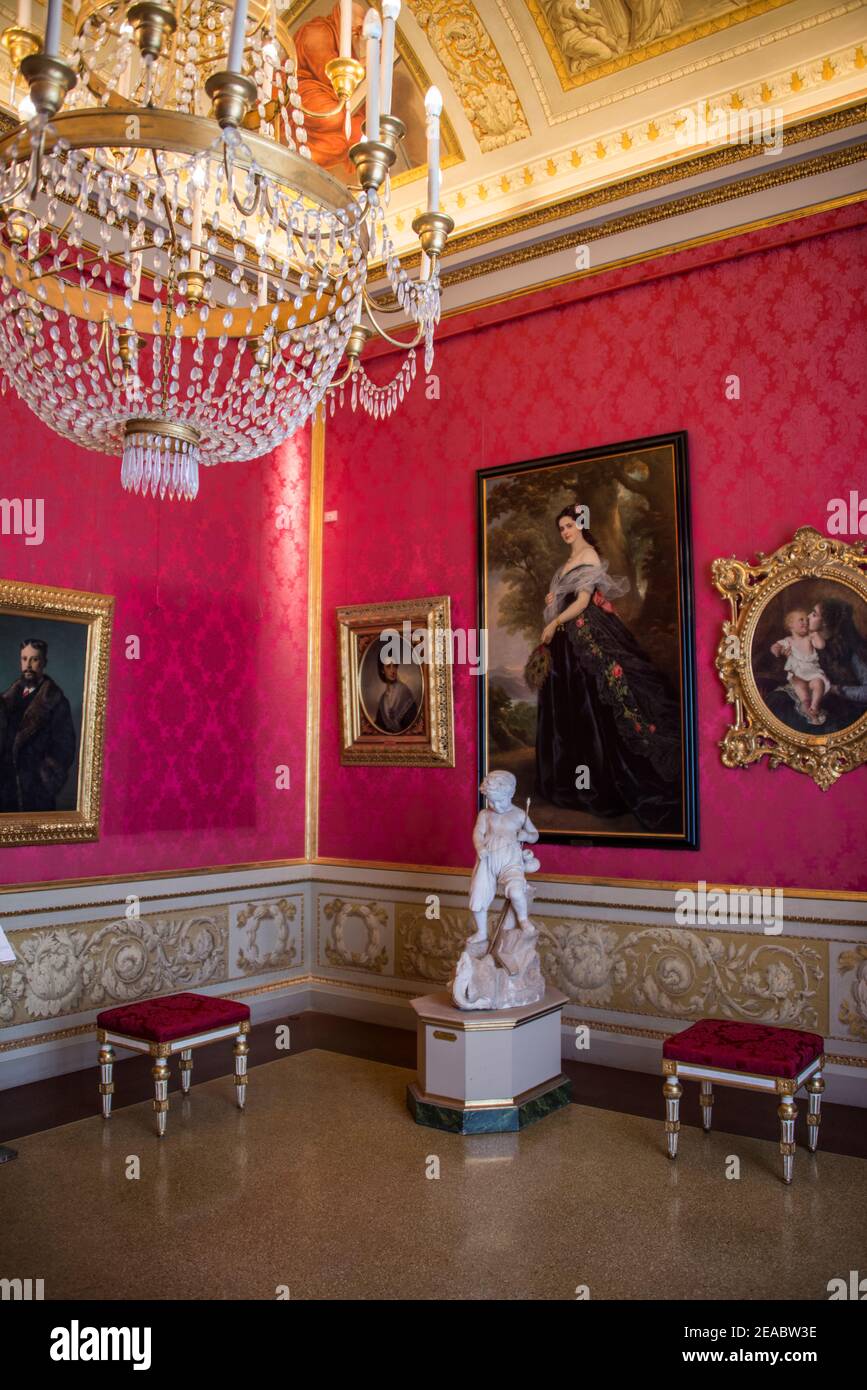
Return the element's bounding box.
[700,1079,714,1131]
[152,1058,170,1137]
[663,1075,682,1158]
[180,1048,193,1095]
[234,1035,248,1110]
[98,1044,115,1119]
[806,1073,824,1153]
[778,1095,797,1183]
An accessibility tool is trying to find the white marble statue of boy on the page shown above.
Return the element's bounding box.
[468,770,540,944]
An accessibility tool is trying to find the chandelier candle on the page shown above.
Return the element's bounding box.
[16,0,31,29]
[380,0,400,117]
[425,85,442,214]
[43,0,62,57]
[189,184,203,274]
[226,0,248,74]
[363,8,381,142]
[339,0,352,58]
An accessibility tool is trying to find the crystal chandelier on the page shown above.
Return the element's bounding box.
[0,0,452,500]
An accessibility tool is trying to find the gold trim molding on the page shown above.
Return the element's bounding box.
[305,408,326,860]
[372,102,867,278]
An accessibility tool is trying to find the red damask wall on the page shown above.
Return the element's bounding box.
[0,408,310,884]
[319,210,867,890]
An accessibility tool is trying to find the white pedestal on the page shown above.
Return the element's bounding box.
[407,988,571,1133]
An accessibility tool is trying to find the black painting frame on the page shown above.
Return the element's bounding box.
[477,431,699,850]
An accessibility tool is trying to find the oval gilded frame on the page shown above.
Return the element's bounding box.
[713,527,867,788]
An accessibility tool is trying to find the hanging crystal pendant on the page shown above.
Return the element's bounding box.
[121,421,201,502]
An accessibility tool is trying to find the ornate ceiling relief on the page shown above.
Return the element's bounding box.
[527,0,796,90]
[407,0,531,150]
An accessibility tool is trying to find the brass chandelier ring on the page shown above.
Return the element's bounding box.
[0,107,358,215]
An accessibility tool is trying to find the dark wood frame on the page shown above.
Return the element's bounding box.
[477,431,698,850]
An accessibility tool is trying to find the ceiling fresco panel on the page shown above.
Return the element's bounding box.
[526,0,798,90]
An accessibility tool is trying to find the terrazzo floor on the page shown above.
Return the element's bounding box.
[2,1049,865,1300]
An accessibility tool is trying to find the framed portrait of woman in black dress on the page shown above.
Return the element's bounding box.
[477,433,698,849]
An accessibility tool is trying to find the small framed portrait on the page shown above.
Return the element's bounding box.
[0,579,114,846]
[337,596,454,766]
[713,527,867,788]
[478,433,698,849]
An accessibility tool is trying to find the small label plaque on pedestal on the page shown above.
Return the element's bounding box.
[407,987,571,1134]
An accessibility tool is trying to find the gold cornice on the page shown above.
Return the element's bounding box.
[304,407,326,861]
[0,859,308,894]
[372,101,867,277]
[310,857,867,903]
[2,852,866,902]
[364,179,867,325]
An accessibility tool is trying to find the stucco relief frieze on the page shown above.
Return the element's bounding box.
[393,906,828,1030]
[230,897,302,975]
[837,945,867,1041]
[536,920,827,1031]
[396,906,469,983]
[320,898,391,974]
[0,910,229,1027]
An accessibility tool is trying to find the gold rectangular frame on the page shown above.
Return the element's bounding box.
[337,595,455,767]
[0,578,114,846]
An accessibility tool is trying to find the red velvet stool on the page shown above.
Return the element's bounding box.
[662,1019,825,1184]
[96,991,251,1137]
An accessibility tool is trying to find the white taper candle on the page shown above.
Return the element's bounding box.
[227,0,248,74]
[17,0,32,30]
[425,85,442,213]
[257,273,268,309]
[190,186,203,272]
[380,0,400,117]
[43,0,62,58]
[339,0,352,58]
[363,8,381,142]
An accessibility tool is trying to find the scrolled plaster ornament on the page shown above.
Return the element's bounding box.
[450,771,545,1011]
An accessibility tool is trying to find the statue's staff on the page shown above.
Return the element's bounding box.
[485,797,531,977]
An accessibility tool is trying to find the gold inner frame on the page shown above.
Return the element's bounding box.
[0,578,114,847]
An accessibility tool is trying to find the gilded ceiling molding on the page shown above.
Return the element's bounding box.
[432,155,867,295]
[385,49,867,251]
[370,120,867,280]
[526,0,797,94]
[504,0,861,124]
[406,0,531,151]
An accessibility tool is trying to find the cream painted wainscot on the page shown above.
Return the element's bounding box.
[1,862,865,1106]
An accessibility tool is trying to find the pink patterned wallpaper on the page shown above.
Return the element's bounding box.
[0,400,310,884]
[318,211,867,891]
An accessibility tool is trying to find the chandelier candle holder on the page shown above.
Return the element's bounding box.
[0,0,452,500]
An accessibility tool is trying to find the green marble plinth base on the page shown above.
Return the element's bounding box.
[407,1074,571,1134]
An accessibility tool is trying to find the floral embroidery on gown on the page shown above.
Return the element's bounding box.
[535,562,682,833]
